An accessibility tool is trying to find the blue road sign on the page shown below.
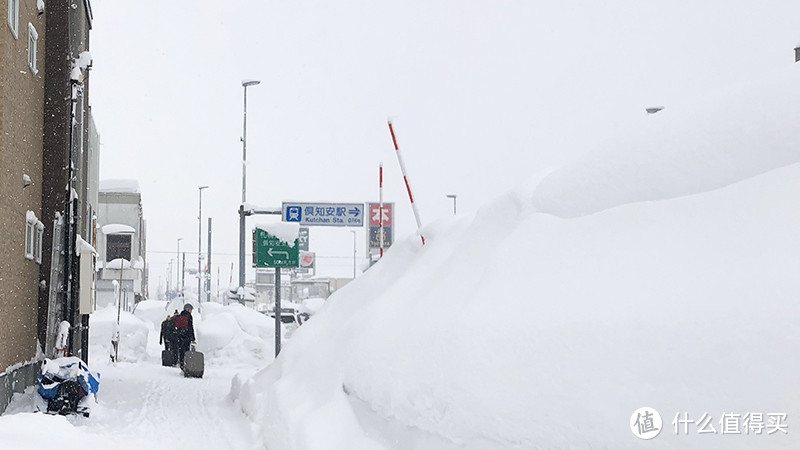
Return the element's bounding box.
[282,202,364,227]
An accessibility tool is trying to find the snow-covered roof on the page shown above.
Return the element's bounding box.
[99,179,140,194]
[101,224,135,235]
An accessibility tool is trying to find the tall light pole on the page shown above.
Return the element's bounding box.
[176,237,182,296]
[350,230,357,279]
[446,194,457,215]
[239,79,261,300]
[198,185,208,302]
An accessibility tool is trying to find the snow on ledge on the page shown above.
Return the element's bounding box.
[100,179,140,194]
[101,224,135,235]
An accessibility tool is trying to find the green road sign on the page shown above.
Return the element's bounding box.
[253,228,299,268]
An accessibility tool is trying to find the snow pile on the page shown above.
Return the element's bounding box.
[133,299,171,329]
[532,69,800,218]
[89,305,149,363]
[300,297,326,315]
[194,302,276,367]
[234,74,800,449]
[0,413,151,450]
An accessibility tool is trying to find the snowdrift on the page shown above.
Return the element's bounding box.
[233,71,800,449]
[194,302,276,367]
[89,305,149,363]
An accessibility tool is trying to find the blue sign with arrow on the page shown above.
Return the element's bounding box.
[282,202,364,227]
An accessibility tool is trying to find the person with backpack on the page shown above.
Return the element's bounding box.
[173,303,196,368]
[159,312,176,352]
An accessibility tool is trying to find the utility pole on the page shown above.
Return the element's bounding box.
[176,237,182,296]
[239,79,261,302]
[198,185,208,302]
[207,217,212,302]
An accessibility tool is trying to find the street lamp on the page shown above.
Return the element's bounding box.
[350,230,357,279]
[198,185,208,302]
[176,238,183,296]
[239,79,261,299]
[446,194,457,215]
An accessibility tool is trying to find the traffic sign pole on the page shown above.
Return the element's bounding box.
[274,267,281,357]
[379,163,384,258]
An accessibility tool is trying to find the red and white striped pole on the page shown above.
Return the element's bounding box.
[379,163,385,257]
[387,120,425,245]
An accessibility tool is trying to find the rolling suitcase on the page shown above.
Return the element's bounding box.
[162,348,177,367]
[182,349,204,378]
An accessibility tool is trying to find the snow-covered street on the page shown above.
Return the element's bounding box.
[1,301,271,450]
[3,362,262,450]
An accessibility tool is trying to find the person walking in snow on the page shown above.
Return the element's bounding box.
[173,304,196,367]
[159,312,177,353]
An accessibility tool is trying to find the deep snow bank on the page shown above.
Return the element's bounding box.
[89,305,149,363]
[532,68,800,218]
[194,302,276,367]
[233,74,800,449]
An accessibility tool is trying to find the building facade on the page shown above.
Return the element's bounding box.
[96,179,148,308]
[0,0,97,414]
[0,0,49,411]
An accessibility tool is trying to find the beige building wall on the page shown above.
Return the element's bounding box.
[0,0,47,369]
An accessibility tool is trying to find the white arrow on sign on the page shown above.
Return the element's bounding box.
[371,208,390,223]
[268,248,289,259]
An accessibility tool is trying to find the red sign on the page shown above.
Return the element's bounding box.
[368,203,393,227]
[299,252,315,268]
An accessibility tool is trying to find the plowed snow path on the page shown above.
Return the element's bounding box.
[89,361,263,449]
[3,359,265,450]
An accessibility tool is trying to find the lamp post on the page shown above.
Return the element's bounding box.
[176,238,183,296]
[239,79,261,301]
[198,185,208,302]
[446,194,457,215]
[350,230,357,279]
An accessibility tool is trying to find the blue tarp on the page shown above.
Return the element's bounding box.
[37,356,100,400]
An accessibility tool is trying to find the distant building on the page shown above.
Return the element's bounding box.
[96,180,148,308]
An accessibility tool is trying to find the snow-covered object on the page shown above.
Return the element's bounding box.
[37,356,100,400]
[132,256,145,269]
[36,0,44,14]
[75,234,97,256]
[25,210,37,223]
[101,223,135,235]
[22,174,32,187]
[89,305,149,363]
[75,51,91,69]
[99,179,140,193]
[70,67,82,83]
[54,321,70,356]
[255,222,299,244]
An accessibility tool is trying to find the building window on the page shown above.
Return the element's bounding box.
[7,0,18,38]
[106,234,132,262]
[27,23,38,74]
[35,221,44,263]
[25,214,36,260]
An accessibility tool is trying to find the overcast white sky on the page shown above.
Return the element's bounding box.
[87,0,800,294]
